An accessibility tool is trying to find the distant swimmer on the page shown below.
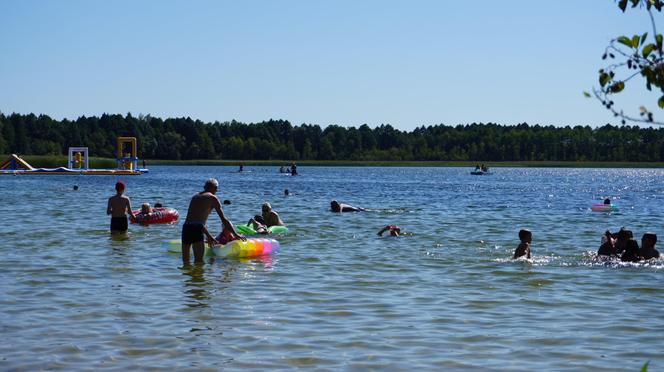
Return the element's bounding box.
[262,202,285,226]
[290,163,298,176]
[284,189,290,196]
[73,185,79,191]
[107,181,133,234]
[330,200,365,213]
[640,233,660,260]
[604,198,611,205]
[513,229,532,259]
[181,178,243,264]
[377,225,401,237]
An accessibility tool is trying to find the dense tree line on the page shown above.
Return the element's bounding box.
[1,112,664,162]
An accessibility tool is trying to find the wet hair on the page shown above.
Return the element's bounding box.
[518,229,532,241]
[254,215,265,224]
[330,200,340,212]
[115,181,126,192]
[618,227,633,240]
[643,232,657,244]
[73,185,79,191]
[625,238,640,253]
[284,189,289,195]
[204,178,219,191]
[604,198,611,205]
[154,202,163,208]
[262,202,271,211]
[223,199,231,205]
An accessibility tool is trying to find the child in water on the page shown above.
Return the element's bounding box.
[641,233,660,260]
[377,225,401,237]
[211,218,244,245]
[513,229,532,259]
[247,215,270,235]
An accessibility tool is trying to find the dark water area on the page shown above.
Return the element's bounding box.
[0,166,662,370]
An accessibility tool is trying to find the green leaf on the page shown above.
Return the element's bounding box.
[618,0,628,11]
[618,36,634,48]
[583,91,591,98]
[610,81,625,93]
[632,35,640,48]
[659,96,664,109]
[640,361,649,372]
[641,32,648,46]
[643,43,656,58]
[657,34,663,47]
[600,73,611,87]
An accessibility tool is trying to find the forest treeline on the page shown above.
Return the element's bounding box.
[1,112,663,162]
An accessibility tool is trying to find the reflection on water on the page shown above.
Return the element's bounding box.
[0,166,663,370]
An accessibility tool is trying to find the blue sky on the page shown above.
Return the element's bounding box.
[0,1,656,131]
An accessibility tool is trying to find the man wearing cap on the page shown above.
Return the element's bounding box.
[182,178,242,264]
[106,181,134,233]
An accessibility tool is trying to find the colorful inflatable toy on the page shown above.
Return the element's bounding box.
[164,238,280,259]
[591,204,619,212]
[131,207,179,224]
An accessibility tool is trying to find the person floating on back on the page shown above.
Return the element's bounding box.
[513,229,532,259]
[377,225,401,237]
[640,233,660,260]
[330,200,365,212]
[106,181,133,233]
[247,215,270,235]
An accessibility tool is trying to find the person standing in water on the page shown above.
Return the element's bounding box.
[181,178,243,264]
[106,181,133,233]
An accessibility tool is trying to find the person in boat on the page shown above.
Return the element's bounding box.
[181,178,244,264]
[513,229,532,259]
[330,200,365,212]
[262,202,285,227]
[640,233,660,260]
[377,225,401,237]
[247,215,270,235]
[621,238,642,262]
[107,181,134,233]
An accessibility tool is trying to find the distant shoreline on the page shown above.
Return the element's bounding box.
[10,155,664,168]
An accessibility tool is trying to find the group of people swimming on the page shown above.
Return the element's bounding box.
[512,227,660,262]
[109,178,661,264]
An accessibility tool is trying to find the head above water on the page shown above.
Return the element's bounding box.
[141,203,151,214]
[262,202,272,212]
[518,229,532,242]
[204,178,219,192]
[330,200,340,212]
[642,232,657,246]
[604,198,611,205]
[115,181,126,192]
[617,227,633,240]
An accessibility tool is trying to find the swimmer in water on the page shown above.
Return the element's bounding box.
[247,215,270,234]
[330,200,365,212]
[620,238,642,262]
[377,225,401,237]
[513,229,532,259]
[603,198,611,205]
[597,230,618,257]
[640,232,660,260]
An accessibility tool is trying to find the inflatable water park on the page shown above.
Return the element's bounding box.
[0,137,148,176]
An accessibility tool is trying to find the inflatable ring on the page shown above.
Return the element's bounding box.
[236,224,289,235]
[591,204,619,212]
[164,238,281,259]
[132,207,179,224]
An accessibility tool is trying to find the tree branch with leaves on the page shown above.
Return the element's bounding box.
[586,0,664,125]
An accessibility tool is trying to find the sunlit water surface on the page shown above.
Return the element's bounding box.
[1,166,663,370]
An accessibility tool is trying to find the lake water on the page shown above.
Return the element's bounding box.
[1,166,663,370]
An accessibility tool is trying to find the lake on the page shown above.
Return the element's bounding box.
[1,166,662,370]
